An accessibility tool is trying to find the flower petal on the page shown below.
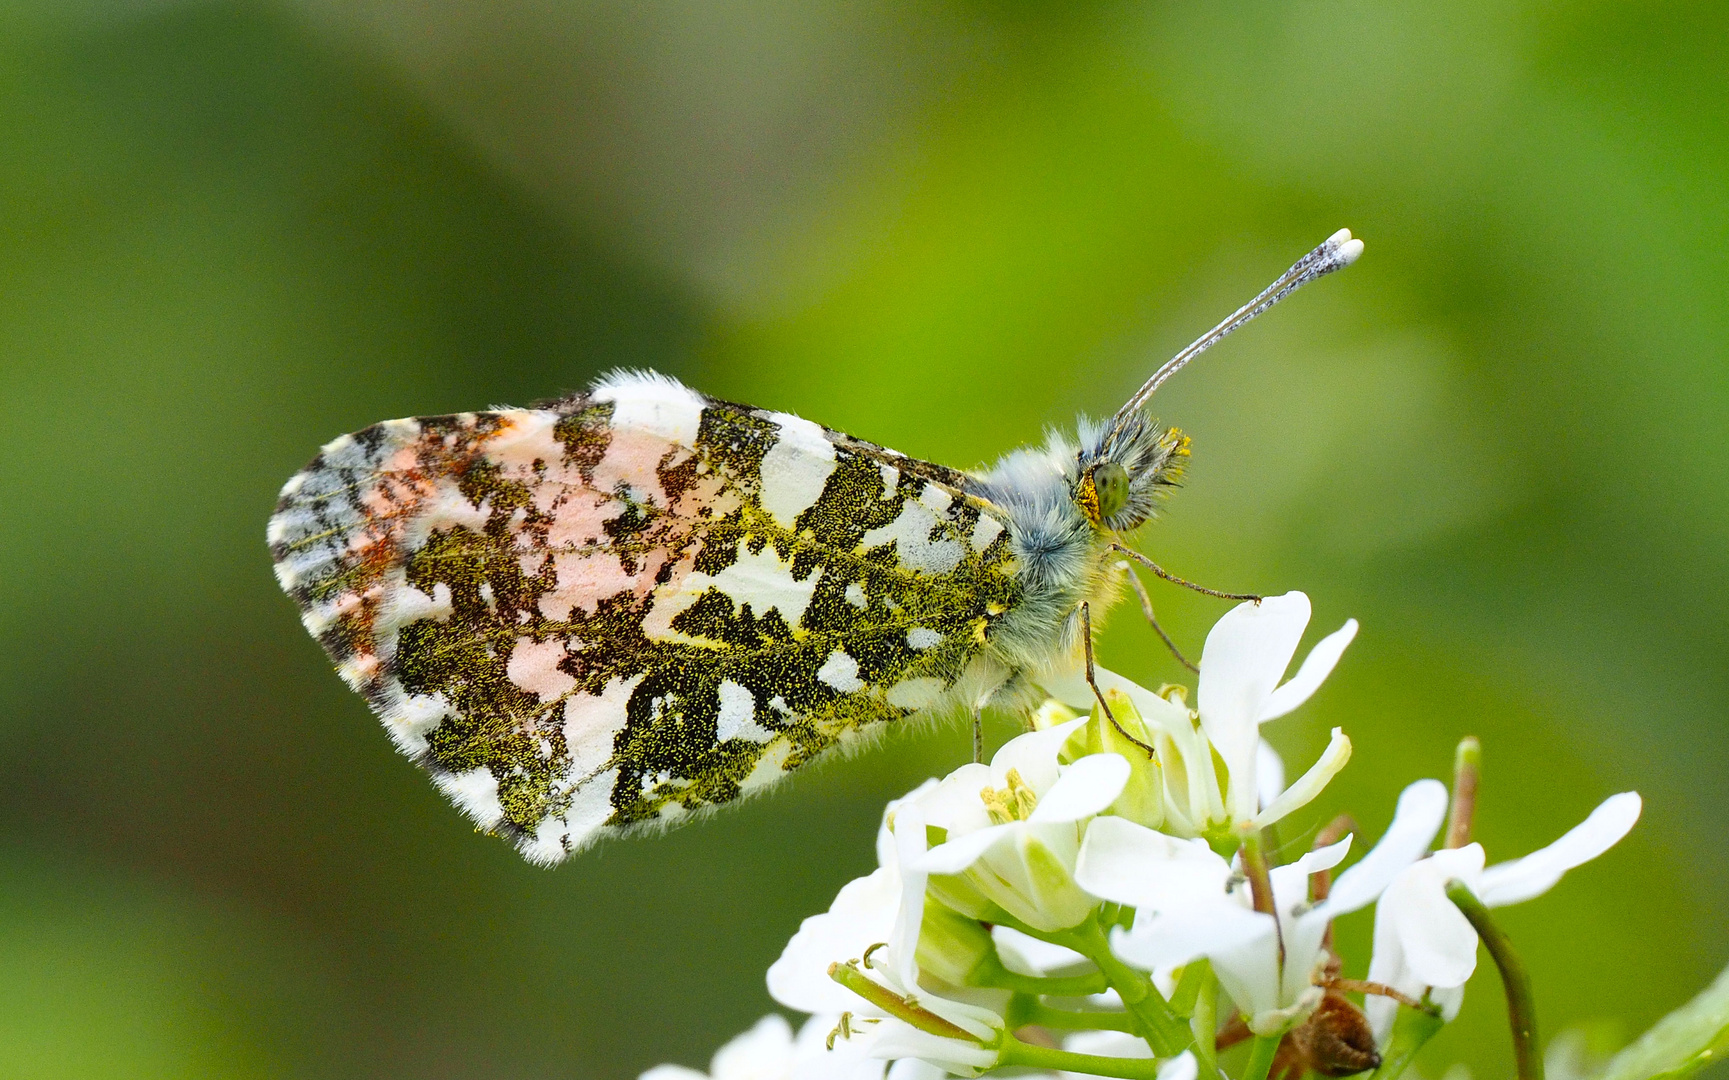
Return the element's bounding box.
[769,867,902,1013]
[990,717,1088,794]
[1111,903,1272,988]
[916,823,1013,876]
[1288,834,1354,877]
[890,802,930,989]
[911,764,996,837]
[1256,739,1287,812]
[1258,619,1359,723]
[1159,1051,1200,1080]
[1476,792,1641,907]
[793,1015,889,1080]
[1197,911,1285,1022]
[1325,779,1449,915]
[1268,833,1353,913]
[1028,754,1131,823]
[866,1021,997,1074]
[881,779,939,867]
[1251,727,1352,830]
[709,1014,796,1079]
[1075,816,1231,911]
[1385,847,1486,989]
[1281,906,1336,1008]
[1198,593,1313,763]
[1364,898,1414,1045]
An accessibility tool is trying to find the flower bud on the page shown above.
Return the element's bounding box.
[1065,690,1165,830]
[914,903,997,987]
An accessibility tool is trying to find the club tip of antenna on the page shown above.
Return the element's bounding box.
[1326,227,1365,267]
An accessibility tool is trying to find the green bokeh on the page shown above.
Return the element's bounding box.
[1,2,1723,1077]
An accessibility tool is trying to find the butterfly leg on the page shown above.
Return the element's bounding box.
[1120,563,1199,672]
[972,704,984,764]
[1110,542,1261,602]
[1079,602,1156,759]
[1319,978,1437,1013]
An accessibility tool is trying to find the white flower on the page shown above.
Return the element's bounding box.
[842,948,1007,1077]
[912,722,1128,932]
[768,782,935,1014]
[640,1014,886,1080]
[1039,592,1357,836]
[1195,592,1358,828]
[864,1014,1000,1077]
[1077,779,1449,1034]
[1366,792,1642,1039]
[768,782,1010,1078]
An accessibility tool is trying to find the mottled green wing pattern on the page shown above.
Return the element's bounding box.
[268,372,1021,863]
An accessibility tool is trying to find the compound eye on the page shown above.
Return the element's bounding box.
[1092,462,1130,522]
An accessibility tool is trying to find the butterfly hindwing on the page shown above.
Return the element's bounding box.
[268,373,1020,863]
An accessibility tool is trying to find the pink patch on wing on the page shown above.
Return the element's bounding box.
[540,551,636,621]
[506,637,578,701]
[590,426,675,506]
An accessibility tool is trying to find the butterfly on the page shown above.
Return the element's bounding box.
[268,230,1362,864]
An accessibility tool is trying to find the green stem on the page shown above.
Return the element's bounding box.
[1013,1001,1138,1032]
[977,965,1110,998]
[1060,918,1190,1057]
[998,1033,1165,1079]
[1169,960,1209,1018]
[1446,736,1482,849]
[1365,1003,1445,1080]
[1446,880,1542,1080]
[1242,1035,1282,1080]
[1190,969,1222,1080]
[1239,834,1277,917]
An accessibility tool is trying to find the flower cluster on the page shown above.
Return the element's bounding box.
[643,593,1641,1080]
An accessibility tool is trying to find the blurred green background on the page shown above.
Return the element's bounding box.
[1,1,1724,1076]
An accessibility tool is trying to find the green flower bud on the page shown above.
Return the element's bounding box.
[1064,689,1165,830]
[915,902,997,987]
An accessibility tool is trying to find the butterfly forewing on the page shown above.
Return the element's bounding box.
[268,375,1020,863]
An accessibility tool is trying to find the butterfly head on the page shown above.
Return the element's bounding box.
[1073,413,1190,533]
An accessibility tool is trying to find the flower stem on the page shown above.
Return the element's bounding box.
[1239,833,1277,916]
[977,963,1110,998]
[1012,1000,1138,1032]
[1060,918,1190,1057]
[1446,737,1482,849]
[826,962,977,1042]
[1365,1003,1445,1080]
[1190,967,1223,1080]
[1239,832,1286,971]
[1241,1034,1282,1080]
[998,1032,1165,1079]
[1169,959,1210,1018]
[1446,880,1543,1080]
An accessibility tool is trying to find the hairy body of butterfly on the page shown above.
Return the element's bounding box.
[267,230,1361,864]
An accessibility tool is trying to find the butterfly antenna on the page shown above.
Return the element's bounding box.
[1108,228,1364,438]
